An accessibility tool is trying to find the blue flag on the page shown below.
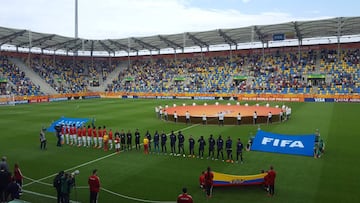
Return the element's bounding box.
[47,117,89,132]
[251,130,315,157]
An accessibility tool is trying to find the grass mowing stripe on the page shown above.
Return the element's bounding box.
[2,99,359,203]
[315,103,360,203]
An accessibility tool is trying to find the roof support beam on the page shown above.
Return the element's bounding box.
[158,35,182,49]
[186,33,208,47]
[132,37,158,51]
[42,38,79,50]
[18,34,56,47]
[98,40,115,54]
[218,29,237,45]
[107,39,137,52]
[293,22,302,41]
[254,26,265,43]
[68,42,83,52]
[90,40,94,56]
[0,30,27,45]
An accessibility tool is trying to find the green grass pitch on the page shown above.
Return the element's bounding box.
[0,99,360,203]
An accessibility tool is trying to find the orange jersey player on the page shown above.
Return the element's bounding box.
[143,136,149,154]
[103,134,109,151]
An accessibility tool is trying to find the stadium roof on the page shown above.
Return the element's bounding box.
[0,16,360,55]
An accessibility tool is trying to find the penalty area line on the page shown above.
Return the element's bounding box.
[23,176,175,203]
[23,152,118,188]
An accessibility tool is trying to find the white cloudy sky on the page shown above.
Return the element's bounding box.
[0,0,358,39]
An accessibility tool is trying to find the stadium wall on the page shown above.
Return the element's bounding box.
[4,92,359,105]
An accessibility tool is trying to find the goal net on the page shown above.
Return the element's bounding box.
[0,94,15,106]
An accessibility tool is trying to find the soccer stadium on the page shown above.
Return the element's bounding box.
[0,1,360,203]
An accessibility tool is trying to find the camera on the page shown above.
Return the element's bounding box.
[71,170,80,176]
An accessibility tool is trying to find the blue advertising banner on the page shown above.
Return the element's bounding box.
[47,117,89,132]
[304,98,334,102]
[251,130,315,157]
[273,33,285,41]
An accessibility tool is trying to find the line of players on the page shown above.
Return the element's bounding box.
[59,125,245,163]
[60,125,133,152]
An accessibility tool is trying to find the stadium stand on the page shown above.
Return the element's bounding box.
[318,49,359,94]
[27,56,118,93]
[2,47,359,96]
[108,50,333,94]
[0,56,42,96]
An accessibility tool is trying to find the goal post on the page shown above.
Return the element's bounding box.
[0,94,15,106]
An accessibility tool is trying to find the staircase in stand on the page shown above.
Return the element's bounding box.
[9,58,57,95]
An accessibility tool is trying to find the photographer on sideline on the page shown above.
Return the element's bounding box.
[61,172,75,203]
[53,171,64,203]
